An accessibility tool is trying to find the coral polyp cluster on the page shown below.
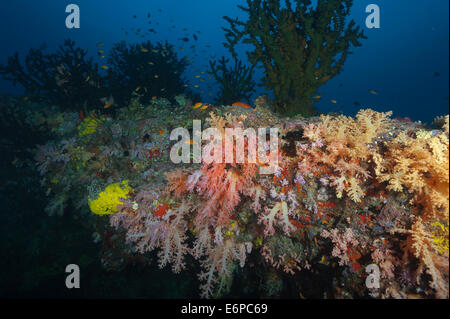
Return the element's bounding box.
[34,97,449,298]
[77,115,104,137]
[89,180,132,216]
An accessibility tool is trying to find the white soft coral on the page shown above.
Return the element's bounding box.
[258,201,296,236]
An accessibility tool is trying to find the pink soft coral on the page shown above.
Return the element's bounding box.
[111,187,190,274]
[321,228,360,266]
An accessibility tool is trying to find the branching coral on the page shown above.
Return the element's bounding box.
[106,40,188,105]
[259,201,296,236]
[0,39,105,109]
[0,39,190,110]
[111,186,190,273]
[208,56,256,105]
[223,0,366,116]
[198,239,251,298]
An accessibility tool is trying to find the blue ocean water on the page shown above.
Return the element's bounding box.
[0,0,448,122]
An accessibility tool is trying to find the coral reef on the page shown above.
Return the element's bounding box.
[34,96,448,299]
[222,0,366,116]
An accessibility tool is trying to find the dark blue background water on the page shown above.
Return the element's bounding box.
[1,0,448,123]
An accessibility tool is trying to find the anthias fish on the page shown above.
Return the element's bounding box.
[232,102,253,109]
[193,102,203,109]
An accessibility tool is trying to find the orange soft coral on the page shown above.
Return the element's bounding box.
[395,219,449,298]
[374,129,449,222]
[374,122,449,298]
[299,109,391,202]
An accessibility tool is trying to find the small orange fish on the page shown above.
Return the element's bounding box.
[104,102,113,109]
[193,102,203,109]
[200,104,209,110]
[232,101,253,109]
[101,65,109,70]
[330,100,337,104]
[159,129,165,135]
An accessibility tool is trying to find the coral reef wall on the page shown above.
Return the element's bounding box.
[34,95,449,298]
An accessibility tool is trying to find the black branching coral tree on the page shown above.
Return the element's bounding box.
[208,56,256,105]
[223,0,366,117]
[106,40,189,105]
[0,39,190,110]
[0,39,106,109]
